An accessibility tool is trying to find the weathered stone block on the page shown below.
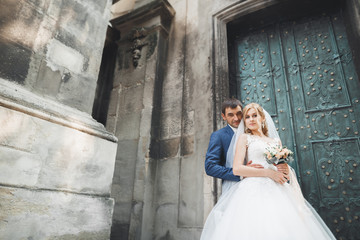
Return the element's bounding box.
[90,0,110,14]
[110,221,130,240]
[105,115,117,134]
[47,0,109,46]
[0,0,43,48]
[0,105,39,151]
[183,110,195,135]
[159,109,182,139]
[156,157,180,204]
[111,140,138,200]
[46,39,85,75]
[119,85,144,113]
[112,48,128,81]
[112,201,133,224]
[0,105,117,195]
[57,75,97,113]
[178,155,204,227]
[150,137,180,159]
[26,0,50,10]
[34,58,62,96]
[122,66,147,87]
[181,135,194,156]
[46,1,109,64]
[107,87,120,117]
[0,146,42,186]
[0,186,114,240]
[154,203,178,239]
[115,111,141,140]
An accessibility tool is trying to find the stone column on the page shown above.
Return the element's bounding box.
[0,1,118,239]
[108,1,175,239]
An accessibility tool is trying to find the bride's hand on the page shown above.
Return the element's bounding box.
[276,163,289,175]
[266,169,288,184]
[276,163,290,181]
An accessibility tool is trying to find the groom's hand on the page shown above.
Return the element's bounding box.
[246,160,264,169]
[242,161,263,179]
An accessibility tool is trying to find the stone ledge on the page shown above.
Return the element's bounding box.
[0,78,117,143]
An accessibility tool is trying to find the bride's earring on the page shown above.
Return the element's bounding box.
[262,122,265,128]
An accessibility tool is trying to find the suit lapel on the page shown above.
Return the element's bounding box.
[223,125,234,158]
[225,125,235,138]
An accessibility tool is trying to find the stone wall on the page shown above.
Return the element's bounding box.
[108,0,360,239]
[0,0,110,113]
[0,0,117,239]
[108,0,212,239]
[1,0,359,239]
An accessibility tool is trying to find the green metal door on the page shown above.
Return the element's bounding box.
[234,11,360,240]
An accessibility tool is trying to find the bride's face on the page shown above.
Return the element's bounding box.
[245,108,263,132]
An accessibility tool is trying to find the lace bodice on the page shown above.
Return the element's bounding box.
[246,134,278,169]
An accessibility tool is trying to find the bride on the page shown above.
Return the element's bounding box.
[200,103,336,240]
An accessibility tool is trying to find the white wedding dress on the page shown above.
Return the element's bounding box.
[201,134,336,240]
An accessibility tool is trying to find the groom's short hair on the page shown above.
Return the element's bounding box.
[221,98,242,114]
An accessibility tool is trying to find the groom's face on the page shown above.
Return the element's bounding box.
[222,106,242,128]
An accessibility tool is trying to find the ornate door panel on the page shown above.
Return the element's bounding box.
[235,11,360,240]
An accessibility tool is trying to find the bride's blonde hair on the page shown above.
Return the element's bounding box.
[243,103,269,136]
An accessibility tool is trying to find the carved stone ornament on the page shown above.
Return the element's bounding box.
[129,27,148,67]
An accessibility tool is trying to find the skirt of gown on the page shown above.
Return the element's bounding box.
[200,176,336,240]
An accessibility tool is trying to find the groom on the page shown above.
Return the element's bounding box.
[205,98,263,192]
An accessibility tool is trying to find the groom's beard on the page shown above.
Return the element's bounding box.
[229,120,240,128]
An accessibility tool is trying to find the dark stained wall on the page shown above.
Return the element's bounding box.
[0,0,111,113]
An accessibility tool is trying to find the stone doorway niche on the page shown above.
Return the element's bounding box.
[211,0,360,238]
[211,0,340,199]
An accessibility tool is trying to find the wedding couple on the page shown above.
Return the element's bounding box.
[202,98,335,239]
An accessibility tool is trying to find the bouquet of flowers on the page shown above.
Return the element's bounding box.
[264,145,294,165]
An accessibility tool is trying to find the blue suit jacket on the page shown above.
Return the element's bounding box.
[205,125,240,181]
